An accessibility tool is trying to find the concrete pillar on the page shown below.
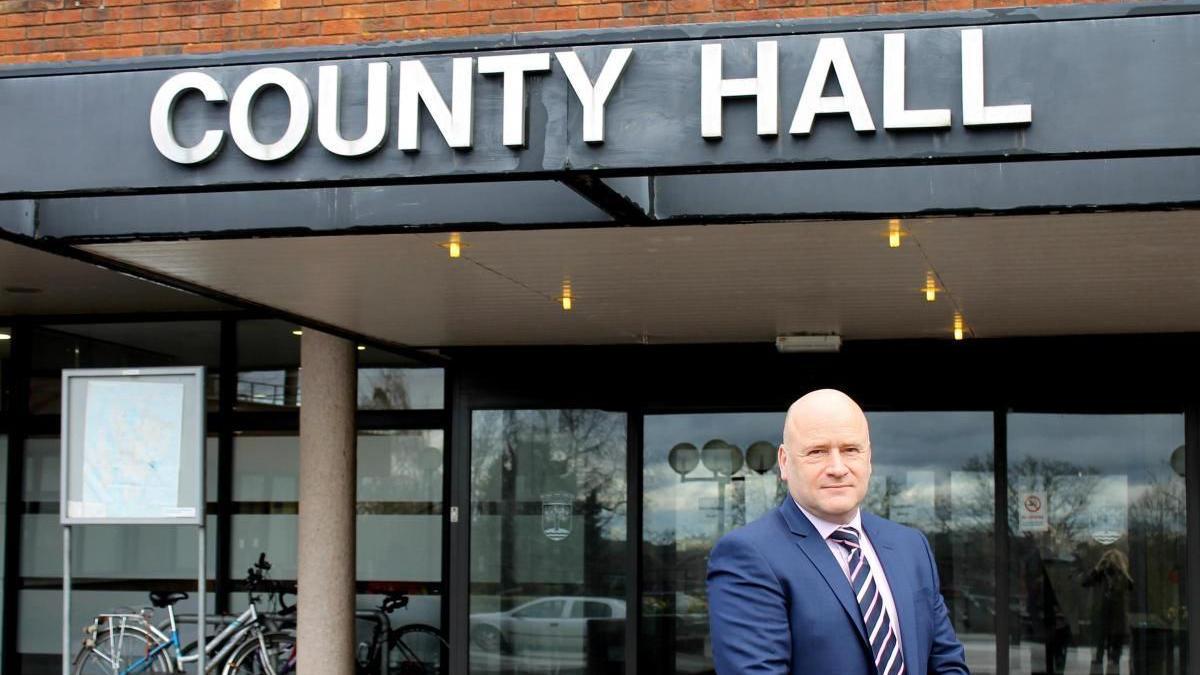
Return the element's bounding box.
[298,330,357,674]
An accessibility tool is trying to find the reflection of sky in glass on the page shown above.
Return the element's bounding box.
[1009,413,1182,479]
[644,411,993,541]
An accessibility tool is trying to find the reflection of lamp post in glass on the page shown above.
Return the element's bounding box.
[669,440,779,535]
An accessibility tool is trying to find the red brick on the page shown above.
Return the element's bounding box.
[876,1,924,12]
[198,26,239,41]
[405,12,446,27]
[579,3,620,17]
[445,10,489,25]
[715,0,754,9]
[75,34,121,49]
[926,0,971,8]
[182,13,222,28]
[278,21,320,36]
[624,1,663,15]
[6,12,43,26]
[143,44,184,55]
[222,10,263,24]
[515,0,556,6]
[362,16,405,30]
[241,0,282,8]
[490,7,532,21]
[533,5,575,19]
[470,0,511,9]
[66,21,105,36]
[666,0,710,12]
[43,9,83,23]
[119,5,161,19]
[321,18,363,33]
[267,9,304,21]
[301,6,342,19]
[118,31,160,46]
[777,5,829,17]
[81,7,115,21]
[734,8,784,19]
[158,29,200,43]
[427,0,462,12]
[142,16,182,31]
[342,4,389,17]
[831,3,876,14]
[27,23,64,38]
[0,26,22,41]
[240,23,282,38]
[281,0,321,6]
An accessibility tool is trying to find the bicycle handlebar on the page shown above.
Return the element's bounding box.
[381,593,409,615]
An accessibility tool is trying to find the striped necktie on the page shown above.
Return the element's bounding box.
[828,526,906,675]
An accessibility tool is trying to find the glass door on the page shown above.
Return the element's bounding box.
[469,409,628,675]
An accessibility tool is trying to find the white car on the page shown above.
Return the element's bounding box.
[470,596,626,664]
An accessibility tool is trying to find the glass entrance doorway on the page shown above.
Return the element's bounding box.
[468,410,628,674]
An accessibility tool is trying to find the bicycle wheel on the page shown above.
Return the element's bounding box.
[389,624,446,675]
[222,631,297,675]
[74,625,176,674]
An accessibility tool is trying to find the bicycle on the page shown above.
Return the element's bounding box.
[72,553,296,675]
[356,593,448,675]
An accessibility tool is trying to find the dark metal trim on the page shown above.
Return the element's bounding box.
[625,406,643,675]
[1186,398,1199,675]
[447,373,471,675]
[438,365,454,675]
[215,319,236,615]
[993,409,1009,675]
[1,320,29,674]
[559,175,653,225]
[0,1,1196,79]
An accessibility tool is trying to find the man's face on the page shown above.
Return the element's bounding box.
[777,398,872,524]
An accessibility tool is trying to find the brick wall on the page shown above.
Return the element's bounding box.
[1,0,1118,65]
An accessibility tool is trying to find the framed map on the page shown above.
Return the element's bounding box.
[60,367,205,525]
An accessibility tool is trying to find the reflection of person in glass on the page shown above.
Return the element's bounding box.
[1082,549,1133,675]
[706,389,969,675]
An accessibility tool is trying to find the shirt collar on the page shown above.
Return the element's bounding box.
[793,497,862,540]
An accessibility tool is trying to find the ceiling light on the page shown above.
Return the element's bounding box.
[357,345,366,351]
[888,219,903,248]
[953,312,965,341]
[559,281,573,311]
[439,232,465,259]
[0,332,10,341]
[292,329,303,336]
[923,272,939,302]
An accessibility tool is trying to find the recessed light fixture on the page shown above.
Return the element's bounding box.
[558,280,573,311]
[438,232,466,259]
[357,345,366,351]
[292,329,303,336]
[888,219,903,248]
[0,332,10,341]
[923,272,939,302]
[953,312,965,341]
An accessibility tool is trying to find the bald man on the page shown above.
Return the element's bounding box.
[706,389,969,675]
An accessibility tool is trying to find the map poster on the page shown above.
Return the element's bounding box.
[77,379,186,520]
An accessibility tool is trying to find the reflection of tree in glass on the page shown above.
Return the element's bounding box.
[1007,456,1099,546]
[357,368,410,410]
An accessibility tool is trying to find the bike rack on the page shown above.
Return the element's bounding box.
[355,608,392,675]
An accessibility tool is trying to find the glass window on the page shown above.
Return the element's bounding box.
[236,320,301,411]
[18,436,218,670]
[357,345,444,410]
[232,432,299,579]
[28,322,220,414]
[470,410,627,674]
[1008,413,1187,675]
[0,434,6,667]
[571,600,614,619]
[642,411,995,674]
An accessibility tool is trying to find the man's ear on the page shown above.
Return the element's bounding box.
[777,444,787,480]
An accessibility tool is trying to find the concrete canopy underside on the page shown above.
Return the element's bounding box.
[68,210,1200,347]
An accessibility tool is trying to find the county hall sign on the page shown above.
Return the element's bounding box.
[150,28,1030,164]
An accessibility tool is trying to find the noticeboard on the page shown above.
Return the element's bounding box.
[60,367,205,525]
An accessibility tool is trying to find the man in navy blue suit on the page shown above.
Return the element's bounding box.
[707,389,969,675]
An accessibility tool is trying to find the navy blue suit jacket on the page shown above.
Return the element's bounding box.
[706,499,969,674]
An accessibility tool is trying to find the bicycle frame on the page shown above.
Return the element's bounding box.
[170,602,266,673]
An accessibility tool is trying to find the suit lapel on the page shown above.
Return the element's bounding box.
[862,513,919,674]
[780,501,869,646]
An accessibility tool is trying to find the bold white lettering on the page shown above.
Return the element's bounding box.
[149,72,228,165]
[961,28,1031,126]
[398,58,474,151]
[789,37,874,135]
[555,48,632,144]
[229,67,312,161]
[883,33,950,130]
[700,41,778,138]
[477,53,552,148]
[317,62,389,157]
